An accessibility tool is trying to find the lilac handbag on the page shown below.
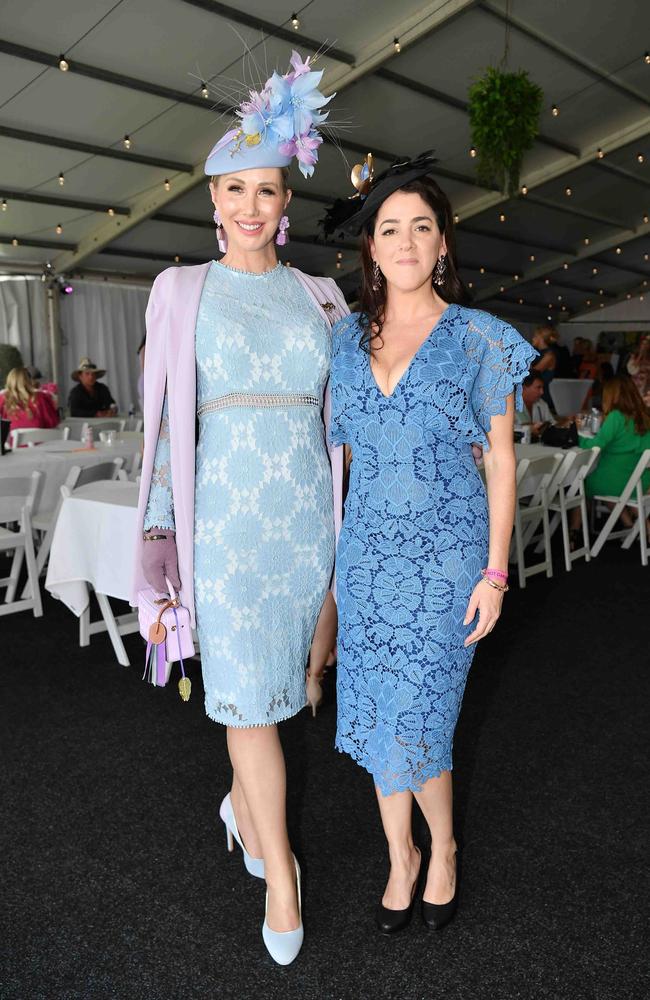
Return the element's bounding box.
[138,578,195,701]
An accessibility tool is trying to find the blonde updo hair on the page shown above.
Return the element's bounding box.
[3,367,37,416]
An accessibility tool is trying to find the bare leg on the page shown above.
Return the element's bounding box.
[375,786,421,908]
[227,726,299,932]
[414,770,457,905]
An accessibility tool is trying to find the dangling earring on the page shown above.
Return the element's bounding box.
[372,260,382,291]
[433,252,448,286]
[276,215,290,246]
[213,209,228,253]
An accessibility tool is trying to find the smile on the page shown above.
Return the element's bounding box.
[396,259,418,264]
[236,221,264,232]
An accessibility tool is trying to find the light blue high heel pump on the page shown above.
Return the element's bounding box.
[219,793,265,879]
[262,857,304,966]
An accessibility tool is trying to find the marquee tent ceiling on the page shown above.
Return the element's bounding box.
[0,0,649,325]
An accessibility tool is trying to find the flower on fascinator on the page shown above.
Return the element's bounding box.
[240,87,294,145]
[285,49,313,83]
[279,128,323,178]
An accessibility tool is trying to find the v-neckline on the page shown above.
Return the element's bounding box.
[368,303,455,399]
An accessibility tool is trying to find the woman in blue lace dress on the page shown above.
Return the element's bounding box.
[326,155,536,935]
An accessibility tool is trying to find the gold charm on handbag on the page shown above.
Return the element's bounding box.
[178,676,192,702]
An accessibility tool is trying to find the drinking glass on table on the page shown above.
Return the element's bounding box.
[105,429,116,447]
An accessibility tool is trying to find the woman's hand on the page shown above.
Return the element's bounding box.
[463,579,504,647]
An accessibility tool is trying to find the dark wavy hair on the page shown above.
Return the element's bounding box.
[357,175,470,351]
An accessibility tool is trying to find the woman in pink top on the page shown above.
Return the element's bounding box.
[0,367,59,444]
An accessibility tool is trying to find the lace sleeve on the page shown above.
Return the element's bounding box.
[466,312,538,446]
[143,393,175,530]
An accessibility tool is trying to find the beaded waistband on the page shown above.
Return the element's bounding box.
[197,392,319,418]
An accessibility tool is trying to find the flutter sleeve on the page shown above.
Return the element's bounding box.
[143,391,175,530]
[466,312,538,448]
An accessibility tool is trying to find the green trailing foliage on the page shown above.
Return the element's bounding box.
[0,343,24,389]
[468,67,544,196]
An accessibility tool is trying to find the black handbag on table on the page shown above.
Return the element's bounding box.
[540,422,579,449]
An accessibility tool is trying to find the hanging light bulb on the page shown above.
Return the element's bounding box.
[479,266,486,274]
[499,285,505,292]
[468,281,474,288]
[551,104,559,116]
[597,148,604,159]
[529,254,535,262]
[599,302,604,308]
[469,147,477,158]
[616,246,622,254]
[645,52,650,64]
[565,187,572,196]
[174,255,180,263]
[58,54,69,71]
[58,172,65,186]
[547,315,552,321]
[11,237,18,246]
[336,261,342,270]
[200,81,209,99]
[544,278,550,285]
[164,179,171,191]
[641,294,645,301]
[291,13,300,30]
[518,298,524,304]
[584,237,590,245]
[627,292,632,299]
[336,251,343,261]
[563,262,569,270]
[513,273,520,280]
[598,288,604,295]
[1,199,6,212]
[453,213,459,223]
[107,207,115,216]
[123,134,132,150]
[638,152,645,163]
[55,223,63,235]
[592,267,598,274]
[521,185,528,194]
[643,214,649,224]
[393,37,401,53]
[499,213,506,222]
[557,294,563,301]
[644,253,649,261]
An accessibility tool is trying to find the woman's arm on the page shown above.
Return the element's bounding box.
[579,409,621,452]
[531,350,555,373]
[464,395,516,646]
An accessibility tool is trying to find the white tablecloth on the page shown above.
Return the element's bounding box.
[45,480,139,615]
[0,438,142,513]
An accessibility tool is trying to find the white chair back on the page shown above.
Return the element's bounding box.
[123,417,143,432]
[80,418,126,437]
[0,470,44,617]
[60,459,125,498]
[592,448,650,564]
[12,426,70,448]
[0,471,44,523]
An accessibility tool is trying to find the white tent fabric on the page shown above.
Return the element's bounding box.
[0,276,48,375]
[59,282,150,414]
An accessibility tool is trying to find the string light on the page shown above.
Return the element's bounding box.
[514,273,520,280]
[336,261,342,269]
[627,293,632,299]
[645,52,650,64]
[544,278,550,285]
[107,207,115,216]
[468,281,473,288]
[453,213,459,223]
[586,300,591,306]
[499,285,505,292]
[547,303,553,309]
[55,223,63,235]
[529,254,535,262]
[58,172,65,186]
[393,37,401,53]
[584,237,590,245]
[518,298,523,304]
[164,179,171,191]
[597,148,604,159]
[637,152,645,164]
[123,135,132,150]
[599,302,604,308]
[616,246,622,254]
[1,199,6,212]
[598,288,604,295]
[563,262,569,270]
[565,187,572,196]
[641,295,645,301]
[499,213,506,222]
[336,251,343,261]
[592,267,598,274]
[469,147,477,158]
[479,267,486,274]
[551,104,559,116]
[645,253,649,261]
[285,261,292,267]
[557,294,563,301]
[58,55,69,71]
[643,214,649,224]
[11,238,18,246]
[201,82,209,99]
[521,185,528,194]
[174,255,180,263]
[291,13,300,30]
[547,315,552,321]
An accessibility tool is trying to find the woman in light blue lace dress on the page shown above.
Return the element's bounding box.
[326,157,536,934]
[136,52,348,966]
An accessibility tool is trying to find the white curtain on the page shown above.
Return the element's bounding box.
[59,281,151,414]
[0,276,49,374]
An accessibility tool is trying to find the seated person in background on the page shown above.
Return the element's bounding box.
[515,372,554,439]
[531,325,557,406]
[0,366,59,443]
[570,375,650,545]
[68,357,117,417]
[590,361,615,409]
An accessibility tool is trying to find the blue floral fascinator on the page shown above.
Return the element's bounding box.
[204,51,334,179]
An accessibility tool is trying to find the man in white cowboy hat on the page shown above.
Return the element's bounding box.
[68,357,117,417]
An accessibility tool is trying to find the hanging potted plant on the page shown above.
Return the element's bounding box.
[468,66,544,196]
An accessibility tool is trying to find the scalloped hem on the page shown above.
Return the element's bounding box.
[335,740,453,796]
[205,701,307,728]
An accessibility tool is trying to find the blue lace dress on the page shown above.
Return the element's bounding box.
[329,304,536,794]
[145,261,335,726]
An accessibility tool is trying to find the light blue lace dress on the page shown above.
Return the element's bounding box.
[145,261,335,726]
[329,305,536,794]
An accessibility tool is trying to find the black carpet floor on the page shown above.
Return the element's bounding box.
[1,542,648,1000]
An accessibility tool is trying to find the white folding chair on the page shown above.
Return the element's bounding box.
[0,471,44,617]
[106,431,144,477]
[11,426,70,448]
[548,448,601,571]
[522,450,577,549]
[80,418,126,437]
[60,458,127,500]
[510,453,564,588]
[590,449,650,566]
[123,417,143,432]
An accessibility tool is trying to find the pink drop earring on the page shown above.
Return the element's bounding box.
[276,215,290,246]
[213,209,228,253]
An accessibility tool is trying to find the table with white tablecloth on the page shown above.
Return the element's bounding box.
[0,438,142,514]
[45,480,141,665]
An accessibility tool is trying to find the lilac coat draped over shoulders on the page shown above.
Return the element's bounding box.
[131,262,348,625]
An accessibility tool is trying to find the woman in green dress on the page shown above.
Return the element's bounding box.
[571,375,650,541]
